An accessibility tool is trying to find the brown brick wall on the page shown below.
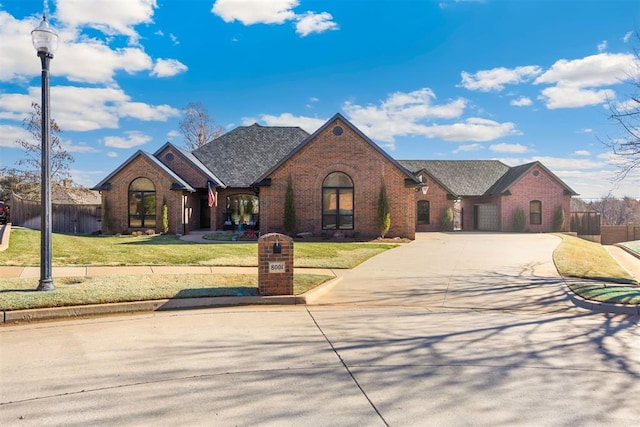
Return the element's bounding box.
[258,233,294,295]
[258,118,416,239]
[156,146,209,188]
[501,166,571,232]
[414,173,453,232]
[100,155,187,235]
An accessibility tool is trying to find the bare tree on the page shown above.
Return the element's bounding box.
[8,102,74,200]
[178,102,224,150]
[590,196,640,225]
[606,36,640,179]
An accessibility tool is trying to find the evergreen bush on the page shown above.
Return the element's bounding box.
[376,183,391,238]
[440,206,453,231]
[284,174,296,235]
[513,207,526,232]
[553,205,565,232]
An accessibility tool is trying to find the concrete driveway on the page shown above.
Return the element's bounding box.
[2,233,639,426]
[316,232,573,312]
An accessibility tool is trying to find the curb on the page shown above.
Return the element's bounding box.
[0,276,343,325]
[561,278,640,315]
[0,223,10,252]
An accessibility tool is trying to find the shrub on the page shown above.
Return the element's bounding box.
[440,206,453,231]
[284,174,296,236]
[376,183,391,238]
[102,197,113,233]
[513,207,526,232]
[553,205,565,232]
[161,197,169,234]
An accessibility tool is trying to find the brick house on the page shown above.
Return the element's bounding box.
[93,113,577,238]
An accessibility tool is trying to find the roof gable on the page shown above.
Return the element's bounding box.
[92,150,196,192]
[192,124,309,187]
[489,161,578,196]
[154,142,224,187]
[255,113,419,184]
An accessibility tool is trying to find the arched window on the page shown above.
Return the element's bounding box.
[129,177,156,228]
[530,200,542,225]
[417,200,430,224]
[322,172,354,230]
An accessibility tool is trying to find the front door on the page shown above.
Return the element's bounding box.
[200,197,211,229]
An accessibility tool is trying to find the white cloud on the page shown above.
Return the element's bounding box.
[166,130,181,139]
[56,41,153,84]
[597,40,607,52]
[489,143,529,153]
[611,98,640,112]
[0,86,179,132]
[623,31,633,43]
[103,130,152,148]
[107,151,118,158]
[339,88,518,146]
[0,124,29,149]
[419,118,519,143]
[0,9,183,86]
[574,150,590,156]
[212,0,298,25]
[56,0,157,44]
[0,12,44,82]
[296,12,338,37]
[534,53,637,109]
[459,66,542,92]
[535,53,636,88]
[538,86,614,109]
[510,97,532,107]
[244,113,326,133]
[212,0,338,36]
[151,58,188,77]
[69,167,110,188]
[64,140,100,153]
[453,143,483,153]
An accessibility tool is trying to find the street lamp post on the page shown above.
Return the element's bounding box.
[32,16,58,291]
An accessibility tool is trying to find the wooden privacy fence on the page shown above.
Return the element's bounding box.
[570,211,601,236]
[600,225,640,245]
[10,194,102,235]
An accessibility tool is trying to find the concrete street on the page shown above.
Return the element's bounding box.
[1,233,639,426]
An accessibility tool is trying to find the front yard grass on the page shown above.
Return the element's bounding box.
[0,274,332,311]
[0,227,398,312]
[553,233,640,305]
[0,227,397,268]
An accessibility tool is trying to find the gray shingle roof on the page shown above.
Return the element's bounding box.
[398,160,578,197]
[398,160,510,196]
[192,124,310,187]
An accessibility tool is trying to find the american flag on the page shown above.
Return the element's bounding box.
[207,181,216,207]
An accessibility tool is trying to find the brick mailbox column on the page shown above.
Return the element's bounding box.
[258,233,294,295]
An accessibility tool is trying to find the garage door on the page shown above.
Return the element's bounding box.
[475,203,499,231]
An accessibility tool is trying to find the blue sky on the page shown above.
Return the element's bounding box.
[1,0,640,199]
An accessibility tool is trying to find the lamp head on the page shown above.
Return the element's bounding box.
[31,16,58,55]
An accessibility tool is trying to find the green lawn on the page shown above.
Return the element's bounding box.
[3,228,639,311]
[553,234,640,305]
[0,273,332,311]
[0,227,398,312]
[0,227,397,268]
